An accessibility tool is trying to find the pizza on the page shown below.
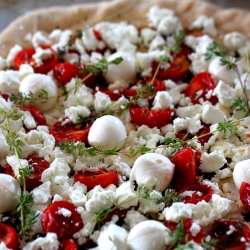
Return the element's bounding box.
[1,0,250,249]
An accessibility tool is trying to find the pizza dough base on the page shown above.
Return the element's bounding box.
[0,0,250,58]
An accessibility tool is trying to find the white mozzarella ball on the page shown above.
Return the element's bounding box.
[88,115,127,150]
[127,220,169,250]
[233,159,250,189]
[130,153,175,192]
[19,73,58,111]
[0,174,21,213]
[104,51,137,85]
[208,56,240,86]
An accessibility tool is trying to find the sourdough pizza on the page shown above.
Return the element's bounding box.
[0,0,250,249]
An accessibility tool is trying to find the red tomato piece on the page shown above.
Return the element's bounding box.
[53,63,79,85]
[240,182,250,212]
[59,239,79,250]
[180,184,214,204]
[18,106,47,126]
[75,169,119,190]
[0,223,18,250]
[184,72,218,104]
[208,220,250,250]
[152,54,190,82]
[164,218,205,244]
[5,155,50,191]
[171,147,201,189]
[14,45,59,74]
[53,63,99,87]
[41,201,83,241]
[49,121,91,143]
[130,107,174,128]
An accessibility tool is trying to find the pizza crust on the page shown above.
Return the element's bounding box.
[0,0,250,58]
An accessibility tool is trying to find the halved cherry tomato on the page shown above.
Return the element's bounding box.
[18,106,47,126]
[14,45,59,74]
[49,121,91,143]
[164,218,205,244]
[171,147,201,189]
[53,63,79,85]
[240,182,250,212]
[0,223,18,250]
[208,220,250,250]
[53,63,99,87]
[5,155,50,191]
[130,107,174,128]
[180,184,214,204]
[41,201,83,241]
[59,239,79,250]
[184,72,218,104]
[75,168,119,190]
[1,93,9,101]
[152,54,190,82]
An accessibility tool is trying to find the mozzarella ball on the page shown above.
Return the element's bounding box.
[104,51,137,85]
[88,115,127,150]
[208,56,240,86]
[127,220,169,250]
[0,174,21,213]
[19,73,58,111]
[233,159,250,189]
[130,153,175,192]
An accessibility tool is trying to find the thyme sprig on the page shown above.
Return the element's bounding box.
[0,108,37,240]
[57,141,119,163]
[10,90,49,105]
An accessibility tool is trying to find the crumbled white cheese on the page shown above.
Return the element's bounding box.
[95,22,138,50]
[202,104,225,124]
[85,185,116,213]
[190,15,217,36]
[115,181,138,209]
[32,181,51,204]
[124,210,147,230]
[0,70,20,92]
[94,92,112,112]
[64,105,90,124]
[23,111,37,129]
[190,221,201,237]
[151,91,173,110]
[199,150,227,172]
[57,207,72,217]
[140,28,157,47]
[23,232,59,250]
